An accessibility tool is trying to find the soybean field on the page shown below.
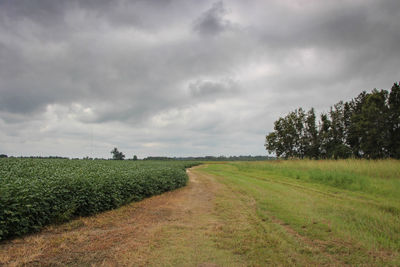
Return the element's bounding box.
[0,158,199,240]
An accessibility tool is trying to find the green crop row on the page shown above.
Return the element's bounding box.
[0,159,199,240]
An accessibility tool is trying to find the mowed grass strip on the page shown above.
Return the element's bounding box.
[126,167,323,266]
[201,160,400,266]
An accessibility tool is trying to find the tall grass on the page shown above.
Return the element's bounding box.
[236,159,400,199]
[275,159,400,179]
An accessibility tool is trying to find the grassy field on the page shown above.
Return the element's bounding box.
[201,159,400,265]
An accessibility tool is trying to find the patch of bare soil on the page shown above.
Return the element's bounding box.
[0,167,218,267]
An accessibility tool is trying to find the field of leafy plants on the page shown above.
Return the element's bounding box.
[0,158,199,240]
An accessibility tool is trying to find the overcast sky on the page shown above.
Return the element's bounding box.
[0,0,399,158]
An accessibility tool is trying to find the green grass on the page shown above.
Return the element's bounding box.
[237,159,400,199]
[201,160,400,265]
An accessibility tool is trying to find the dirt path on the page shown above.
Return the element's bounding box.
[0,166,223,267]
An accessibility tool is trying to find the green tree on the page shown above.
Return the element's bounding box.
[265,109,305,159]
[133,155,138,160]
[111,147,125,160]
[265,131,278,156]
[329,102,352,159]
[388,82,400,158]
[265,82,397,159]
[346,91,367,158]
[319,113,332,159]
[265,119,287,158]
[282,112,298,158]
[304,108,320,159]
[293,108,306,158]
[358,89,389,159]
[343,101,353,154]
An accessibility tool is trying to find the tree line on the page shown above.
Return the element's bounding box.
[265,82,400,159]
[143,155,275,161]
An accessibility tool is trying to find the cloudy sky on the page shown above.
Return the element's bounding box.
[0,0,399,158]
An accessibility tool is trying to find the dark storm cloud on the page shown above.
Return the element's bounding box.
[193,1,233,36]
[257,0,400,60]
[0,0,242,120]
[0,0,399,157]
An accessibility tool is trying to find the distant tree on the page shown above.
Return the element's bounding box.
[0,154,7,158]
[111,147,125,160]
[133,155,138,160]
